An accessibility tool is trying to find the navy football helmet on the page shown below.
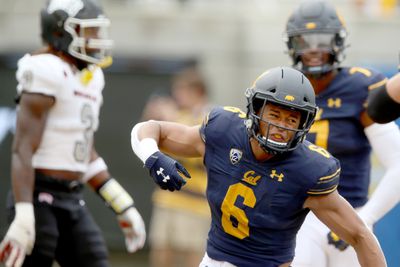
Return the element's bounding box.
[284,0,347,77]
[41,0,113,66]
[246,67,317,154]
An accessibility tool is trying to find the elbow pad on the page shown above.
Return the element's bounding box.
[367,84,400,123]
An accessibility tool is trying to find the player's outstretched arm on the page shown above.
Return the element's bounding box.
[305,191,387,267]
[131,120,204,191]
[84,148,146,253]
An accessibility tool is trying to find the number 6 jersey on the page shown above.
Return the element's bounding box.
[16,54,104,173]
[199,107,341,267]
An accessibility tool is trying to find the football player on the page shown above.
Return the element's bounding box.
[0,0,145,267]
[131,67,386,267]
[283,1,400,267]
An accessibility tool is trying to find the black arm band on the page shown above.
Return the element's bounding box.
[367,84,400,123]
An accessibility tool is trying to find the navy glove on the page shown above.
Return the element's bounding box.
[327,231,349,251]
[144,151,191,191]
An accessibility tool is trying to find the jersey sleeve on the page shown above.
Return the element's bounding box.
[200,106,246,146]
[16,54,63,98]
[199,107,222,144]
[306,155,341,196]
[367,69,387,91]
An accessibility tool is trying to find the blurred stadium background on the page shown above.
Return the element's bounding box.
[0,0,399,266]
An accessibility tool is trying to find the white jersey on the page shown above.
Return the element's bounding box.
[16,53,104,172]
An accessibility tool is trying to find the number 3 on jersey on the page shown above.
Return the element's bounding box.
[74,104,95,162]
[221,183,256,239]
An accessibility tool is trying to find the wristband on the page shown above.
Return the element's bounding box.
[131,122,159,163]
[98,178,134,214]
[82,157,108,183]
[15,202,35,223]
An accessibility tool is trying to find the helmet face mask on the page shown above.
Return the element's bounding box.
[41,0,114,67]
[284,0,348,77]
[250,97,306,154]
[289,33,337,77]
[246,67,317,155]
[64,16,113,65]
[290,33,336,56]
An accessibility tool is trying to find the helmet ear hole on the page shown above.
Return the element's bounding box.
[252,99,264,114]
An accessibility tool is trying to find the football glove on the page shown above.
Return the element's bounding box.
[96,178,146,253]
[0,203,35,267]
[117,207,146,253]
[327,231,349,251]
[144,151,191,191]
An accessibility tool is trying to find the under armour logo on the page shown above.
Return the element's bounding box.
[156,167,170,183]
[327,98,341,108]
[269,169,284,182]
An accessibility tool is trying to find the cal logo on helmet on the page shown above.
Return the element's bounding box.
[305,22,317,29]
[285,95,295,101]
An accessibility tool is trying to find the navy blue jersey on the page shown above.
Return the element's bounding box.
[200,107,340,267]
[306,67,386,207]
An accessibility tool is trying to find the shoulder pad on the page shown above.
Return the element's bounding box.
[16,54,66,97]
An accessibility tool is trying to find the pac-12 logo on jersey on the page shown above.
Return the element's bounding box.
[230,148,243,165]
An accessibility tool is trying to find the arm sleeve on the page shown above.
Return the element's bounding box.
[358,122,400,225]
[367,83,400,123]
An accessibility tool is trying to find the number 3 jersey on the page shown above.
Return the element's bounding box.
[199,107,341,267]
[16,54,104,173]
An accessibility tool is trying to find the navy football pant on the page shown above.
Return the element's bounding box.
[6,172,110,267]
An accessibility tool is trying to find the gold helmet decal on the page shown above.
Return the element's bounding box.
[285,95,295,101]
[305,22,317,29]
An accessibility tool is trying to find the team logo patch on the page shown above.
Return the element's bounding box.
[38,192,54,205]
[242,170,261,186]
[284,95,295,101]
[327,98,341,108]
[269,169,284,182]
[230,148,243,165]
